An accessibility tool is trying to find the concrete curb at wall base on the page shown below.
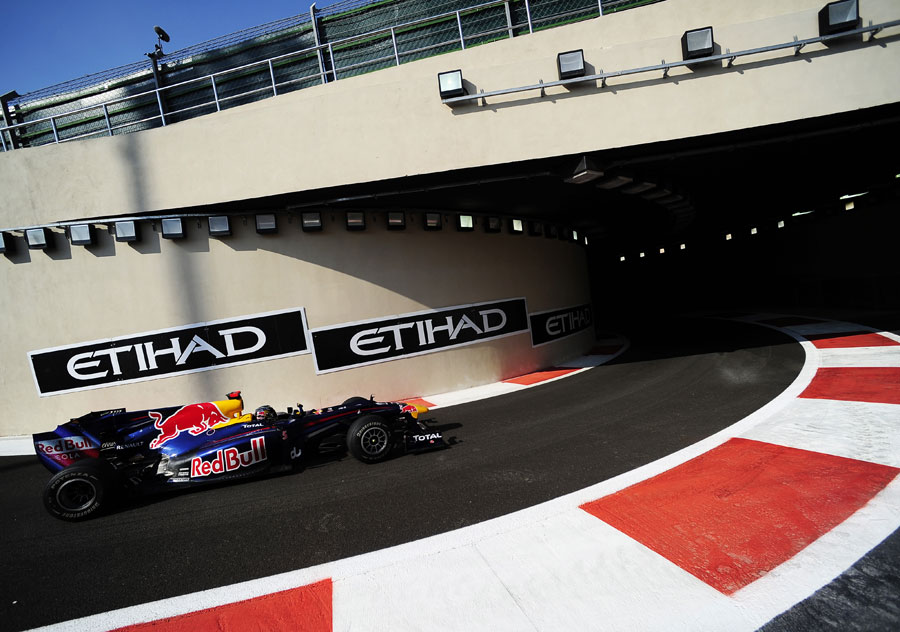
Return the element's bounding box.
[27,315,900,631]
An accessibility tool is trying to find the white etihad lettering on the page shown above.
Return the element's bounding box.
[348,308,511,358]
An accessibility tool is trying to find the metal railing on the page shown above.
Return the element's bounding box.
[2,0,657,152]
[441,19,900,106]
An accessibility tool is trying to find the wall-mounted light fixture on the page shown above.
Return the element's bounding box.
[255,214,277,234]
[564,155,603,184]
[484,216,501,233]
[301,212,323,232]
[528,220,543,236]
[208,216,231,237]
[509,218,524,234]
[0,232,8,253]
[438,70,466,99]
[682,26,715,60]
[68,224,95,246]
[621,181,657,195]
[27,228,51,249]
[387,211,406,230]
[161,217,185,239]
[557,49,586,80]
[543,224,559,239]
[424,212,442,230]
[818,0,860,36]
[456,215,474,232]
[115,221,140,243]
[596,174,633,190]
[346,211,366,231]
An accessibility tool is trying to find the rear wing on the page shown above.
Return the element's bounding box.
[33,425,101,473]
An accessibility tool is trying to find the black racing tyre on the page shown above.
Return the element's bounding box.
[342,396,372,407]
[43,460,111,521]
[347,415,394,464]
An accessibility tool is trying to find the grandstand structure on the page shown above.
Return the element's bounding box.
[0,0,898,436]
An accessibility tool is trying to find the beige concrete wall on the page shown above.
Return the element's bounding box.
[0,215,591,436]
[1,0,898,226]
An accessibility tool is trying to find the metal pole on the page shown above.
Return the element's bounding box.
[328,43,338,80]
[456,11,466,49]
[155,90,167,126]
[504,1,514,38]
[391,28,400,65]
[1,129,7,152]
[310,3,328,84]
[50,117,60,143]
[524,0,534,34]
[211,76,221,111]
[102,104,112,136]
[598,0,603,16]
[268,59,278,96]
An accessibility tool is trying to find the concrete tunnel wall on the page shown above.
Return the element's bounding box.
[1,0,898,435]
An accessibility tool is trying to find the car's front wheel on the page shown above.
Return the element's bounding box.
[347,415,394,464]
[43,460,111,521]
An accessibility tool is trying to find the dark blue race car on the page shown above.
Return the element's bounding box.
[33,391,444,521]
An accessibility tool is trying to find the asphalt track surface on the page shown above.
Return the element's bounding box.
[0,317,814,631]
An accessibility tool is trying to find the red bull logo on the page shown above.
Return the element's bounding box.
[149,402,230,449]
[190,436,267,478]
[35,435,99,465]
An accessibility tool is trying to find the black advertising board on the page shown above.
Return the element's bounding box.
[529,304,592,346]
[311,298,529,373]
[29,309,310,396]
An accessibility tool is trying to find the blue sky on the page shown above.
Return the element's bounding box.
[1,1,334,97]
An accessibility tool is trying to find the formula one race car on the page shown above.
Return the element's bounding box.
[33,391,444,521]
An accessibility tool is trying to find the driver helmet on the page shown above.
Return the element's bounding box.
[254,405,277,423]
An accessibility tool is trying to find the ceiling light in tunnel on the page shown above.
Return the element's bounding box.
[485,216,501,233]
[596,175,633,190]
[620,256,626,262]
[346,211,366,231]
[682,26,715,60]
[115,221,140,243]
[302,212,323,232]
[255,214,277,234]
[456,215,474,231]
[639,252,645,258]
[792,210,815,217]
[839,192,867,199]
[621,181,656,195]
[208,216,231,236]
[778,220,785,228]
[528,221,543,236]
[751,227,758,235]
[564,155,603,184]
[69,224,95,246]
[680,243,686,250]
[659,247,665,254]
[161,218,185,239]
[557,49,586,80]
[387,211,405,230]
[544,224,559,239]
[509,218,524,234]
[845,201,855,211]
[818,0,860,36]
[438,70,466,99]
[726,233,732,240]
[424,212,442,230]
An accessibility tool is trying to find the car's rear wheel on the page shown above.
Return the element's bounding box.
[43,460,111,521]
[347,415,394,464]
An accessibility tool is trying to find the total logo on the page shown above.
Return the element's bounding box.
[411,433,441,443]
[190,437,267,478]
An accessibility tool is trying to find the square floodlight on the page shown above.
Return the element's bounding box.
[255,213,277,234]
[27,228,50,250]
[557,49,586,80]
[301,212,323,232]
[509,218,524,234]
[387,211,406,230]
[424,212,442,231]
[544,224,559,239]
[484,217,501,233]
[208,215,231,237]
[682,26,714,60]
[438,70,466,99]
[114,221,139,243]
[69,224,95,246]
[572,230,579,242]
[346,211,366,231]
[456,215,474,231]
[528,221,543,237]
[161,218,185,239]
[818,0,860,36]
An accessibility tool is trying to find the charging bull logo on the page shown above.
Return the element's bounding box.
[149,402,230,449]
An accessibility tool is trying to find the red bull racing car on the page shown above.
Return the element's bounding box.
[33,391,444,521]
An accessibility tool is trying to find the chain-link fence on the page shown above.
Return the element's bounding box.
[1,0,663,151]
